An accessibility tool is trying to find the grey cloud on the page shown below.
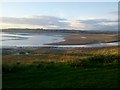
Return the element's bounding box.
[109,11,118,15]
[1,15,118,31]
[77,19,117,24]
[76,19,118,31]
[90,24,118,31]
[2,16,70,29]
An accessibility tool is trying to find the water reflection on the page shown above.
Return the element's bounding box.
[1,32,64,46]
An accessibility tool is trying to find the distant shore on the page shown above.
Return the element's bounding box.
[2,28,118,34]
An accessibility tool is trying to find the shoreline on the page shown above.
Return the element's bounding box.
[1,41,119,49]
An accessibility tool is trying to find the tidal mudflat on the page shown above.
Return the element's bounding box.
[1,31,118,48]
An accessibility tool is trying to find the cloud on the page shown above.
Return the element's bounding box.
[1,16,70,29]
[68,20,89,30]
[78,19,117,24]
[0,15,118,31]
[76,19,118,30]
[109,11,118,15]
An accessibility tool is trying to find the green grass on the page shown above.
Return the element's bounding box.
[3,67,119,88]
[2,54,120,88]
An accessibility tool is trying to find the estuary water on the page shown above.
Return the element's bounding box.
[0,32,65,47]
[0,32,118,48]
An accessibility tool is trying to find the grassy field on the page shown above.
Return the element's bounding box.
[2,46,120,88]
[3,64,119,88]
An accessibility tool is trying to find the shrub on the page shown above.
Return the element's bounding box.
[88,55,119,64]
[69,54,119,68]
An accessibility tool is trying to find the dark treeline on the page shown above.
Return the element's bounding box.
[2,28,118,34]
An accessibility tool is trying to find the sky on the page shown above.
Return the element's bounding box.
[0,2,118,30]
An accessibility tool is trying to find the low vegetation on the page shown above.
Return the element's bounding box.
[3,54,119,73]
[2,47,120,88]
[2,47,119,64]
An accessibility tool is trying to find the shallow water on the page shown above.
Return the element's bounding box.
[0,32,119,48]
[1,32,65,47]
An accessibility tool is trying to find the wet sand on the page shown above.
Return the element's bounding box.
[47,33,118,45]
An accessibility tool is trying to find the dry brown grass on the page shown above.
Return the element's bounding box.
[66,46,119,55]
[2,46,119,64]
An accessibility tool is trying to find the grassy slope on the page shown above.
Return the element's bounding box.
[2,47,120,88]
[3,66,119,88]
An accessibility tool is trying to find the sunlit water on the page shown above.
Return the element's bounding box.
[0,32,65,47]
[0,32,119,48]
